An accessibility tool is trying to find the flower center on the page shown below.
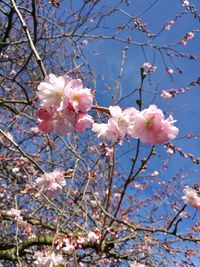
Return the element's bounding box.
[145,118,153,129]
[55,89,62,99]
[73,93,81,102]
[118,117,129,129]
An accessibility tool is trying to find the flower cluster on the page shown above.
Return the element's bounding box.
[88,230,100,244]
[34,251,64,267]
[6,208,23,221]
[36,170,66,198]
[37,74,179,146]
[37,74,94,135]
[161,90,173,100]
[163,20,174,31]
[130,262,147,267]
[92,106,138,144]
[92,105,179,145]
[161,87,189,99]
[142,62,157,73]
[179,31,195,45]
[182,186,200,209]
[55,230,100,255]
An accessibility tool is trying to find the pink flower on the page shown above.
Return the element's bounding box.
[166,67,174,75]
[38,120,54,133]
[34,251,64,267]
[62,238,75,254]
[75,113,94,132]
[179,39,187,45]
[37,74,70,111]
[88,231,100,244]
[182,186,200,209]
[6,208,22,221]
[161,90,173,99]
[143,62,157,72]
[37,74,94,135]
[105,147,114,159]
[37,107,54,133]
[179,31,195,45]
[92,123,112,139]
[81,39,88,46]
[185,31,195,40]
[164,20,174,30]
[182,0,189,7]
[92,106,138,144]
[36,170,66,198]
[128,105,179,145]
[53,109,76,135]
[65,79,93,113]
[36,107,53,120]
[108,106,131,142]
[131,261,147,267]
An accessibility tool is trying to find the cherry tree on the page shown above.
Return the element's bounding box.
[0,0,200,266]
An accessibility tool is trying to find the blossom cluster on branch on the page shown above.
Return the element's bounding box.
[93,105,179,145]
[37,74,94,134]
[37,74,179,146]
[35,170,66,198]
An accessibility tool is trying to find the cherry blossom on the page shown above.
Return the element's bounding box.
[179,31,195,45]
[34,251,64,267]
[93,105,178,145]
[37,74,94,135]
[163,20,175,30]
[75,113,94,132]
[65,79,93,113]
[182,186,200,209]
[88,231,100,244]
[105,147,114,159]
[92,123,111,139]
[161,90,173,99]
[62,238,75,253]
[185,32,195,41]
[130,261,147,267]
[166,67,174,75]
[37,74,70,111]
[92,106,138,144]
[142,62,157,72]
[36,170,66,198]
[128,105,179,145]
[53,109,76,135]
[37,107,54,133]
[182,1,190,7]
[6,208,23,221]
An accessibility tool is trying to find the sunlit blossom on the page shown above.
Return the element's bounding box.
[34,251,64,267]
[6,208,23,221]
[143,62,157,72]
[65,79,93,113]
[164,20,175,30]
[182,186,200,209]
[37,74,94,135]
[37,74,70,111]
[92,106,138,144]
[36,170,66,198]
[161,90,173,99]
[88,231,100,244]
[128,105,179,145]
[130,261,147,267]
[75,113,94,132]
[166,67,174,75]
[182,1,189,7]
